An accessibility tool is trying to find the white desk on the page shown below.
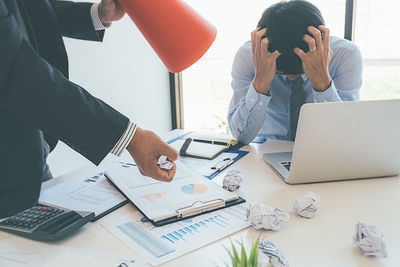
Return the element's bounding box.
[1,130,399,266]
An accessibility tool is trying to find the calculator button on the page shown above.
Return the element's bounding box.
[36,207,49,212]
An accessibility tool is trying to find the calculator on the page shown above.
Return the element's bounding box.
[0,205,94,241]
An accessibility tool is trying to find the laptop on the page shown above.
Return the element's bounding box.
[263,99,400,184]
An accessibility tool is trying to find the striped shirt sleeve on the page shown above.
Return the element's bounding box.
[90,3,110,31]
[110,122,137,156]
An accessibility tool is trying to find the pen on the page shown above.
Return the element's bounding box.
[192,138,230,146]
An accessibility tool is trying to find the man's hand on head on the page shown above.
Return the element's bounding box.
[294,25,333,92]
[98,0,125,26]
[251,28,281,96]
[126,127,179,182]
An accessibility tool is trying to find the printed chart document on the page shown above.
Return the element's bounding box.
[102,204,251,266]
[39,168,126,220]
[105,161,245,225]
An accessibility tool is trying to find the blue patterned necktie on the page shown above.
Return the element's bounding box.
[289,78,306,141]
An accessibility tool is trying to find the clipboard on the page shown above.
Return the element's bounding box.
[168,132,249,179]
[104,161,246,227]
[151,197,245,226]
[207,149,249,179]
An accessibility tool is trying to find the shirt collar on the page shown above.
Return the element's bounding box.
[277,74,308,82]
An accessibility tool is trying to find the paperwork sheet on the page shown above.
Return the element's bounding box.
[39,168,126,218]
[178,152,240,177]
[0,239,145,267]
[102,204,251,266]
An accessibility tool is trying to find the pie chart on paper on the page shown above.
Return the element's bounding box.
[181,184,208,194]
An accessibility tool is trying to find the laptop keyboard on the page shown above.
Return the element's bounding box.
[280,161,291,171]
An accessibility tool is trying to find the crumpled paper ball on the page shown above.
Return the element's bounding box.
[258,240,289,267]
[293,192,320,219]
[246,204,289,231]
[222,169,243,191]
[157,155,174,170]
[353,222,387,257]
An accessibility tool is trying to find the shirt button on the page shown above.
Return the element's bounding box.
[250,99,254,103]
[259,101,264,105]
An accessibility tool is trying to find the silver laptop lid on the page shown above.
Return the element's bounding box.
[288,99,400,183]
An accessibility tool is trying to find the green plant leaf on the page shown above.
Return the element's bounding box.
[231,241,240,262]
[253,243,259,267]
[240,241,247,267]
[248,236,260,266]
[221,236,264,267]
[223,245,236,267]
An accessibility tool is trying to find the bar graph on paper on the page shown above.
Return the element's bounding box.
[103,204,251,265]
[160,214,230,244]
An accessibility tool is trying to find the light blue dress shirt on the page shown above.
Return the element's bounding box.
[227,36,363,144]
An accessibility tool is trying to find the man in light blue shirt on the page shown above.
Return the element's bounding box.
[228,0,362,144]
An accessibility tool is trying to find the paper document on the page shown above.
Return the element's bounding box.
[105,161,240,223]
[0,239,144,267]
[39,168,126,217]
[102,204,251,266]
[178,152,240,177]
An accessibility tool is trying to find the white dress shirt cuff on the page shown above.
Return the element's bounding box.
[245,82,271,111]
[90,3,110,31]
[312,80,341,103]
[110,122,137,156]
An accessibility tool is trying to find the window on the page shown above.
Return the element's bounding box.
[180,0,397,133]
[355,0,400,100]
[182,0,274,133]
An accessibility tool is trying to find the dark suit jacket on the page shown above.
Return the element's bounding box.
[0,0,129,217]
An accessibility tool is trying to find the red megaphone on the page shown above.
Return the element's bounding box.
[119,0,217,73]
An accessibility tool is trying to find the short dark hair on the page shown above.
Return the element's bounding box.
[257,0,325,74]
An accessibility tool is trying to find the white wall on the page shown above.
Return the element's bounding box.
[47,14,172,177]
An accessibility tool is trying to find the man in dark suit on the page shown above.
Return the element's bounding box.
[0,0,178,218]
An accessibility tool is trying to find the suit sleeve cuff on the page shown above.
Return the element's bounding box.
[110,122,137,156]
[245,82,271,111]
[312,80,341,103]
[90,3,110,31]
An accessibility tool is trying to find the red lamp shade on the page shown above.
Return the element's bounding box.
[118,0,217,73]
